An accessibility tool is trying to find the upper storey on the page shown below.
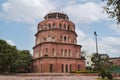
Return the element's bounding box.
[44,12,69,20]
[34,12,79,47]
[37,12,75,32]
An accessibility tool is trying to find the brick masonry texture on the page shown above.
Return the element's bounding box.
[33,12,85,73]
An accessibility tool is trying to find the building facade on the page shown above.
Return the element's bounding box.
[109,57,120,66]
[33,11,85,73]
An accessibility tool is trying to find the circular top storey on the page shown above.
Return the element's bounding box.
[44,11,69,20]
[37,11,75,32]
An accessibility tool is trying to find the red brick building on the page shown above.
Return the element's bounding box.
[109,57,120,66]
[33,11,85,73]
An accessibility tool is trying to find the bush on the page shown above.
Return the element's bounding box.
[100,69,106,79]
[106,70,113,80]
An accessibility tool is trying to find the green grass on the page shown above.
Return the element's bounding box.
[96,78,109,80]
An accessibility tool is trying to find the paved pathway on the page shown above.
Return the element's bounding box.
[0,75,97,80]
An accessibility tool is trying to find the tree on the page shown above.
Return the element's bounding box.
[0,39,32,73]
[91,53,109,71]
[0,39,18,73]
[91,53,101,71]
[103,0,120,24]
[100,68,106,79]
[106,70,113,80]
[12,50,32,73]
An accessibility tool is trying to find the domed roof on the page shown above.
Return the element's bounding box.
[44,11,69,20]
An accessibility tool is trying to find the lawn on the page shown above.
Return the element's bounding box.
[96,78,109,80]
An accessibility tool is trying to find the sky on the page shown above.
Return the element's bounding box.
[0,0,120,57]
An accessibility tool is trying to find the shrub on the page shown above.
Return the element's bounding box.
[100,69,106,79]
[106,70,113,80]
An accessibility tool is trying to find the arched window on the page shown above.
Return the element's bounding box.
[59,23,62,29]
[61,49,63,57]
[48,24,51,29]
[52,23,56,29]
[70,51,72,57]
[64,24,66,30]
[50,64,53,72]
[67,25,70,30]
[66,64,68,72]
[47,35,51,41]
[45,48,48,56]
[65,49,67,56]
[60,36,62,42]
[61,64,64,72]
[66,50,68,57]
[43,38,46,42]
[52,48,56,56]
[64,36,66,42]
[52,37,55,42]
[68,50,71,57]
[68,37,70,43]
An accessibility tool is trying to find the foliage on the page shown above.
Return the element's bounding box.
[99,69,113,80]
[13,50,32,67]
[106,70,113,80]
[0,39,32,73]
[86,66,92,70]
[91,53,109,71]
[100,68,106,79]
[103,0,120,24]
[91,53,101,71]
[0,39,17,67]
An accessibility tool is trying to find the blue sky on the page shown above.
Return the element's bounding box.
[0,0,120,57]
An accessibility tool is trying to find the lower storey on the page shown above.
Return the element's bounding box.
[33,57,85,73]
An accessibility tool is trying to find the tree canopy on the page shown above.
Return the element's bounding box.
[91,53,109,71]
[103,0,120,24]
[0,39,32,73]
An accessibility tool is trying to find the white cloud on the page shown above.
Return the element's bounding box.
[110,24,120,34]
[6,40,15,46]
[0,0,107,24]
[63,2,107,24]
[76,30,120,57]
[99,37,120,57]
[0,0,56,23]
[76,30,96,54]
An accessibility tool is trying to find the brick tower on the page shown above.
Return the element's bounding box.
[33,11,85,73]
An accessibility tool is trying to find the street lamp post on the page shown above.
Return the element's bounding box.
[94,31,98,54]
[93,31,100,71]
